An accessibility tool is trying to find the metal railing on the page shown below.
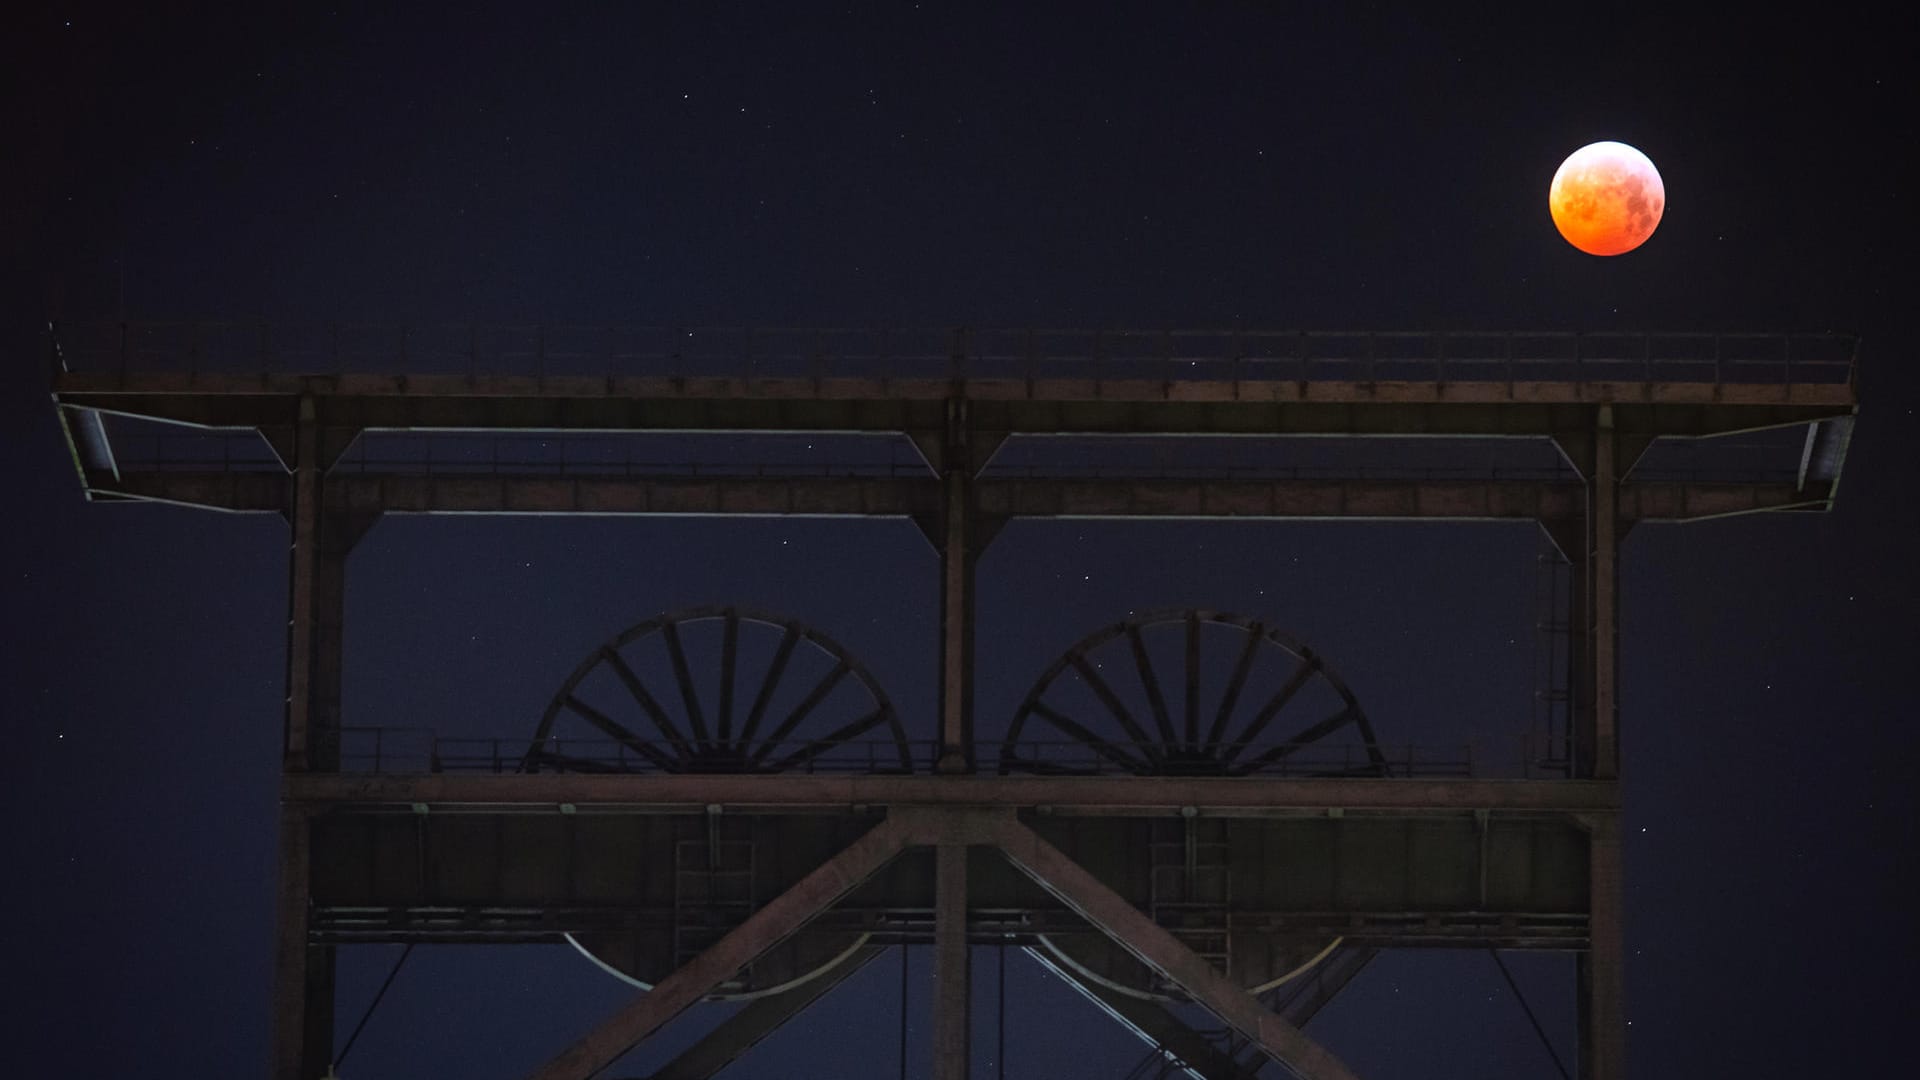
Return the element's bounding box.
[997,733,1575,779]
[335,727,1576,779]
[53,321,1858,386]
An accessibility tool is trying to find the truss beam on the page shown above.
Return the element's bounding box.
[526,814,914,1080]
[990,815,1360,1080]
[638,946,884,1080]
[1026,946,1258,1080]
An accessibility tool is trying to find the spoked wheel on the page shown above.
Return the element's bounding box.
[525,605,912,775]
[999,609,1386,777]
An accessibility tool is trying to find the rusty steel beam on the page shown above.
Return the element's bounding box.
[284,402,323,772]
[1269,948,1377,1031]
[917,424,1007,778]
[53,373,1854,444]
[638,946,885,1080]
[1590,416,1620,781]
[284,773,1620,814]
[85,470,1831,522]
[53,366,1857,409]
[335,474,932,518]
[1025,946,1257,1080]
[271,809,330,1080]
[933,844,971,1080]
[1579,816,1626,1080]
[525,814,915,1080]
[989,816,1361,1080]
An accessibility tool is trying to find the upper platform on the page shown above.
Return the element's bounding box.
[49,322,1859,522]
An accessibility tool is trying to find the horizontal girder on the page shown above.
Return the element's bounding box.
[53,370,1854,438]
[81,470,1833,521]
[285,772,1619,813]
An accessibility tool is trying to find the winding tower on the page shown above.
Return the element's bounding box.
[48,324,1858,1079]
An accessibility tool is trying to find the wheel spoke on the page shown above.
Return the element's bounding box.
[1127,625,1179,749]
[522,705,562,772]
[767,706,892,772]
[716,610,739,745]
[561,694,677,770]
[1003,611,1371,781]
[1351,710,1390,774]
[1027,702,1153,773]
[1206,620,1263,753]
[1221,653,1320,764]
[752,660,852,764]
[1232,706,1356,774]
[544,608,909,778]
[600,646,694,759]
[737,624,799,753]
[1183,611,1201,752]
[1068,654,1163,763]
[660,621,711,750]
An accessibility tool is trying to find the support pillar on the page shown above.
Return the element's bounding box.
[279,402,370,773]
[918,396,1003,776]
[937,451,977,774]
[273,401,368,1078]
[1589,413,1619,781]
[271,808,330,1080]
[1578,815,1626,1080]
[283,402,323,773]
[1555,408,1621,782]
[933,843,971,1080]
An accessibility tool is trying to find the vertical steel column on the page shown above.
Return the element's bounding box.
[936,397,978,774]
[1578,815,1626,1080]
[1589,412,1619,781]
[1563,408,1620,782]
[271,807,330,1080]
[284,400,321,772]
[276,400,365,1077]
[933,843,971,1080]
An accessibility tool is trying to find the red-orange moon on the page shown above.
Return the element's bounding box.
[1548,141,1665,256]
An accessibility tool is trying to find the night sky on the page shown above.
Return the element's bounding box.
[4,3,1914,1077]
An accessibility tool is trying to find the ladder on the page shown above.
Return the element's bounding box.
[673,838,757,985]
[1149,817,1231,988]
[1532,540,1574,775]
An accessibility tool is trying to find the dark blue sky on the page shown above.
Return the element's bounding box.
[4,3,1913,1077]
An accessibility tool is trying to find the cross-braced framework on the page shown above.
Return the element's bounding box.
[47,323,1857,1079]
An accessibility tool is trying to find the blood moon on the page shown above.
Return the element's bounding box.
[1549,141,1665,255]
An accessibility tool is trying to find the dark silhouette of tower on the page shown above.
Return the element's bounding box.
[49,323,1857,1079]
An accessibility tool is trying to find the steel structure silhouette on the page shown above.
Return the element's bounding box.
[50,324,1857,1079]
